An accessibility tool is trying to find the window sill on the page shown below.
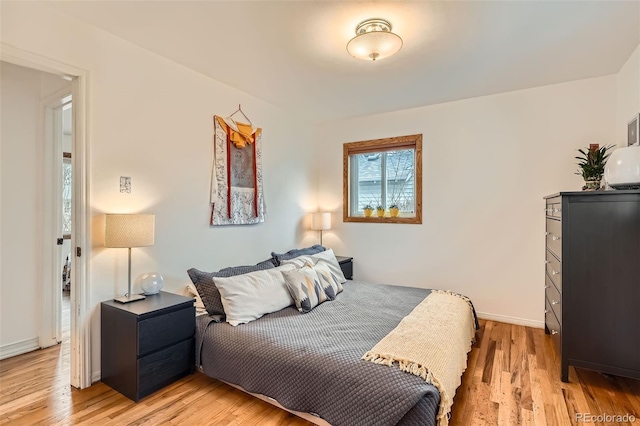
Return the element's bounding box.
[343,215,421,224]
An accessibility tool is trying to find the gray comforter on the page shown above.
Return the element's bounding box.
[196,281,468,426]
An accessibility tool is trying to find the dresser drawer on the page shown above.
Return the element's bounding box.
[546,203,562,219]
[546,219,562,259]
[545,250,562,292]
[138,338,194,399]
[138,306,195,356]
[545,297,561,353]
[545,274,561,324]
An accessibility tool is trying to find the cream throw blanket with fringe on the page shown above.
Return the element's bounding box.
[362,290,476,426]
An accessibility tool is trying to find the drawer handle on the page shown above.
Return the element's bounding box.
[544,309,549,314]
[545,231,550,236]
[553,208,561,213]
[544,260,550,264]
[552,235,561,241]
[544,285,550,289]
[551,300,559,305]
[551,330,559,335]
[552,270,560,275]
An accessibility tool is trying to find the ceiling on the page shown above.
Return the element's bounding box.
[47,1,639,122]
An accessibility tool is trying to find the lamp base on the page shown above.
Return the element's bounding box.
[114,293,146,304]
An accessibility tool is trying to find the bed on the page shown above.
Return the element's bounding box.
[194,279,478,426]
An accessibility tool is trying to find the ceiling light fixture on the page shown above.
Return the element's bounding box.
[346,18,403,61]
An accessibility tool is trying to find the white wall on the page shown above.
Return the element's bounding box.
[1,2,316,377]
[616,44,640,147]
[0,62,43,352]
[41,71,72,100]
[315,76,617,327]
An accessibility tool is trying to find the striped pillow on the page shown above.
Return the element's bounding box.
[281,248,346,284]
[282,264,328,313]
[314,260,343,300]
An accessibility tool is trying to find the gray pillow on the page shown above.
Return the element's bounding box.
[271,245,326,266]
[187,258,277,318]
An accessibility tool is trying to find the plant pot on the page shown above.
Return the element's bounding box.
[389,207,400,217]
[583,179,601,191]
[376,209,385,217]
[364,208,373,217]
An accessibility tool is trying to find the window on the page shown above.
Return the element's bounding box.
[343,134,422,224]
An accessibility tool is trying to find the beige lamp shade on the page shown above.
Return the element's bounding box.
[311,212,331,231]
[105,214,155,248]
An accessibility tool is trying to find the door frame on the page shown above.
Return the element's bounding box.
[41,88,72,348]
[1,43,92,389]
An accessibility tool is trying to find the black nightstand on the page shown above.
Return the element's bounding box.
[101,292,195,401]
[335,256,353,280]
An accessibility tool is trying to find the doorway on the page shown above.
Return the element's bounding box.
[0,44,91,389]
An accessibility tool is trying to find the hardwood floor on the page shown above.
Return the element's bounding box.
[1,318,638,426]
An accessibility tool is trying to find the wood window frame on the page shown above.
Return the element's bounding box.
[343,134,422,224]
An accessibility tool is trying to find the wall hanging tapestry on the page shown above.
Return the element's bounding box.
[210,106,265,225]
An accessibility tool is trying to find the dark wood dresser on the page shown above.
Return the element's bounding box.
[101,292,195,401]
[544,190,640,382]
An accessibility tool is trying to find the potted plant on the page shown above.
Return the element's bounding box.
[363,204,374,217]
[376,204,385,217]
[389,203,400,217]
[575,144,613,191]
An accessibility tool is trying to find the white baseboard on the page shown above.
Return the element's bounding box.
[92,370,101,383]
[477,311,544,329]
[0,337,40,360]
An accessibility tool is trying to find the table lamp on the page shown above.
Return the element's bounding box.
[311,212,331,246]
[105,214,155,303]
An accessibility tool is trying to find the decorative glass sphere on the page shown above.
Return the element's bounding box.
[140,272,164,295]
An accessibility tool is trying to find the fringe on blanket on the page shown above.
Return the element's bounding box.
[361,352,454,425]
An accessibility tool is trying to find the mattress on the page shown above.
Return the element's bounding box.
[196,280,472,426]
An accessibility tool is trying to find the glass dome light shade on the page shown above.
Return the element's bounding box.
[346,19,403,61]
[140,272,164,295]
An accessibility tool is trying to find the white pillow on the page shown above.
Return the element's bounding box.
[185,283,208,316]
[281,248,346,284]
[214,264,295,326]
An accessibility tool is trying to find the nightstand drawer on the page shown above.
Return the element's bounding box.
[138,306,195,356]
[138,338,194,399]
